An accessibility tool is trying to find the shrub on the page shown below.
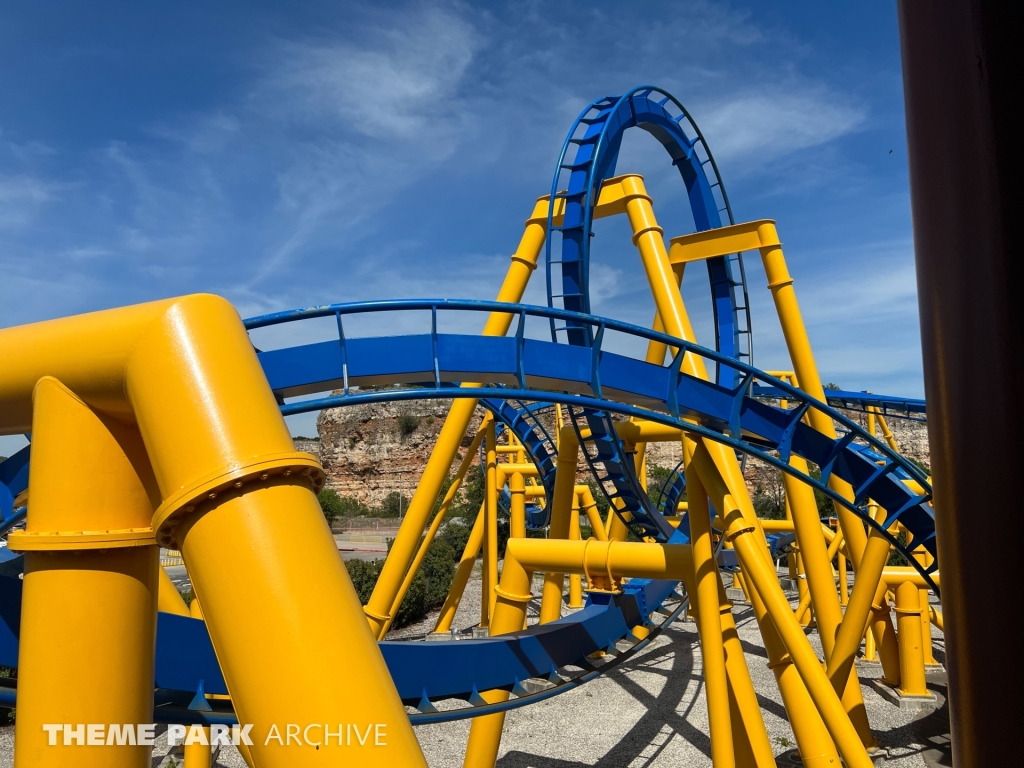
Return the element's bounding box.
[178,588,194,607]
[317,488,345,524]
[398,413,421,437]
[342,531,462,631]
[440,518,472,557]
[421,538,457,607]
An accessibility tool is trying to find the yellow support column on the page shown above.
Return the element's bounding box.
[828,536,902,692]
[691,440,871,768]
[687,465,735,768]
[510,472,527,540]
[434,503,485,633]
[670,221,900,672]
[920,588,938,665]
[626,187,852,764]
[539,427,580,623]
[158,565,190,616]
[12,377,158,768]
[568,495,584,609]
[839,553,849,607]
[364,197,548,639]
[577,485,608,541]
[0,295,428,768]
[864,624,878,661]
[895,582,933,704]
[184,728,212,768]
[718,580,777,768]
[463,550,537,768]
[485,420,499,622]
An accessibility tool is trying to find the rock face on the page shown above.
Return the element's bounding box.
[645,408,931,497]
[315,398,930,505]
[316,398,486,505]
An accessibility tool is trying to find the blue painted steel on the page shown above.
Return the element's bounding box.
[753,384,927,422]
[480,398,558,528]
[568,405,675,541]
[246,299,936,582]
[653,458,688,518]
[545,87,753,381]
[0,299,936,722]
[0,444,30,523]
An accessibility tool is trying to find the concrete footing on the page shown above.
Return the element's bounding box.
[898,691,938,713]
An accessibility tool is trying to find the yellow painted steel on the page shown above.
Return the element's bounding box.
[184,728,212,768]
[462,546,536,768]
[690,441,870,768]
[368,173,666,638]
[568,495,584,609]
[4,167,947,768]
[673,219,904,704]
[159,565,190,616]
[920,588,938,666]
[12,377,158,768]
[631,191,853,765]
[539,427,580,623]
[827,531,900,694]
[716,579,777,768]
[434,503,485,633]
[895,582,930,698]
[577,485,608,541]
[381,424,487,636]
[839,553,849,606]
[0,295,427,767]
[484,420,499,623]
[686,465,735,768]
[509,472,527,539]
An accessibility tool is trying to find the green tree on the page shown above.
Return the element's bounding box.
[379,491,410,518]
[752,471,786,520]
[317,488,345,525]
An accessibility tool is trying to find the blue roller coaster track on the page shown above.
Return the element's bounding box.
[0,86,933,729]
[0,299,936,726]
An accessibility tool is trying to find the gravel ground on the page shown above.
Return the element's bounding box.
[0,573,950,767]
[412,577,949,768]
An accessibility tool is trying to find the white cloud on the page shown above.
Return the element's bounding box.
[0,175,54,230]
[263,6,479,142]
[700,86,865,167]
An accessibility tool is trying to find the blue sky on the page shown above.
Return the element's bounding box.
[0,1,919,453]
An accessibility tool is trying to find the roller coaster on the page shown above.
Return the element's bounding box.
[0,86,940,768]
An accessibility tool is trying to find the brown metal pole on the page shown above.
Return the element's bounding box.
[897,2,1021,766]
